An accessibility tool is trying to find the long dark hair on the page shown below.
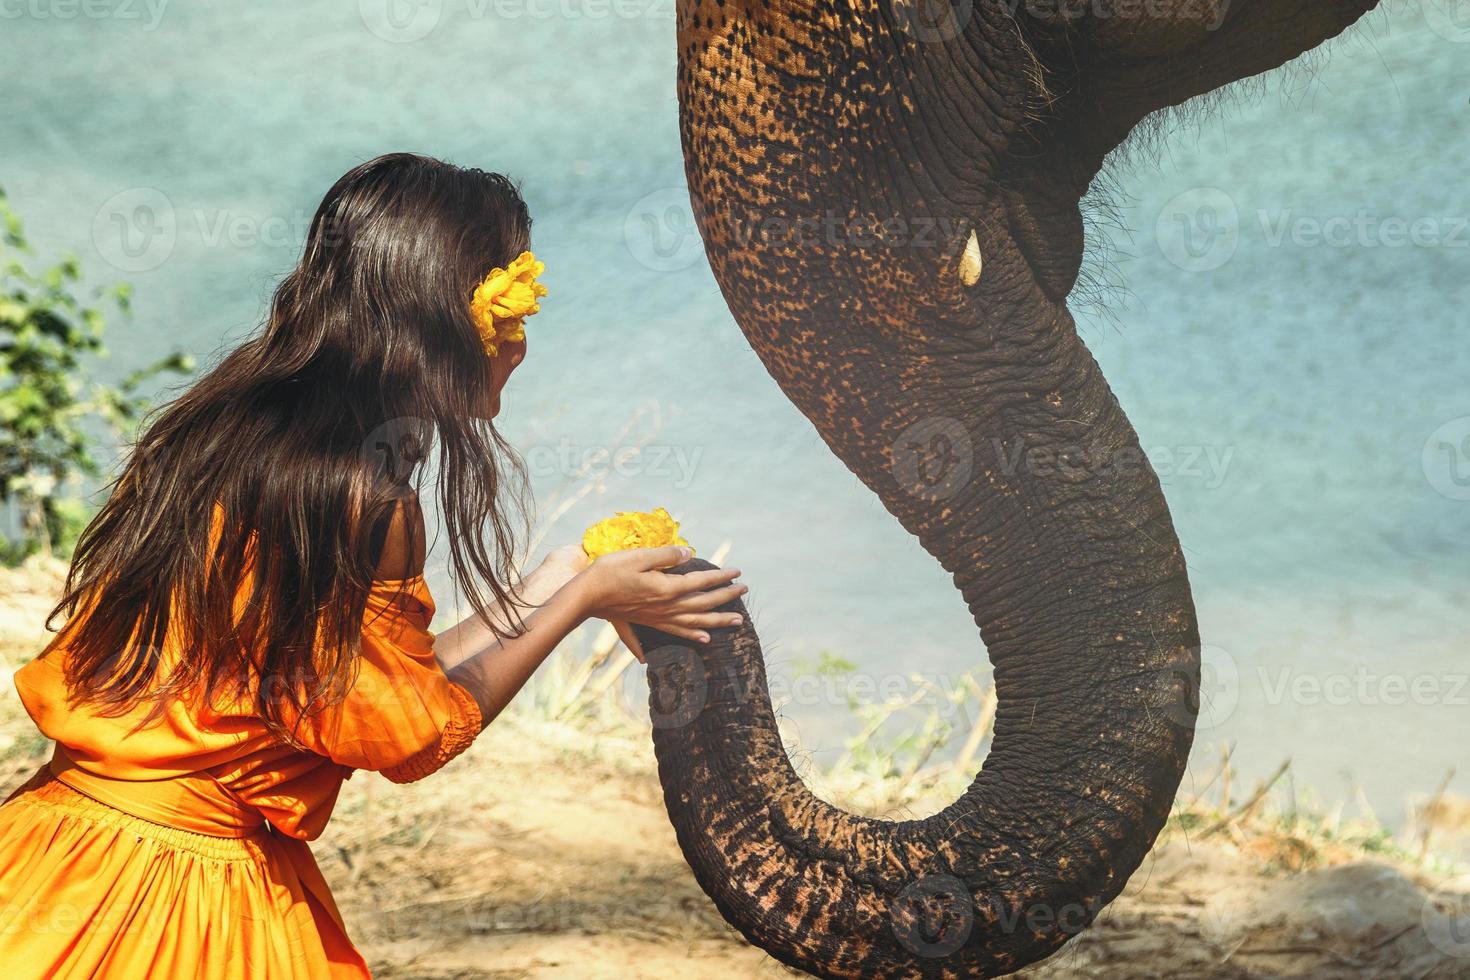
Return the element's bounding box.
[53,152,531,740]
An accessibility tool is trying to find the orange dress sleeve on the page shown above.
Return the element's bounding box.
[295,575,482,784]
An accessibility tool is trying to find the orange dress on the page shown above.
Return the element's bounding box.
[0,574,481,979]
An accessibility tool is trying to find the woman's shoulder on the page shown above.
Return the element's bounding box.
[369,494,426,583]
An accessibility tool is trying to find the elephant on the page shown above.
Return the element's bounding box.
[631,1,1385,977]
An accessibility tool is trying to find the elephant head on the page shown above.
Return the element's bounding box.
[636,1,1382,976]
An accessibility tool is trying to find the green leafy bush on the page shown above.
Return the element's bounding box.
[0,187,192,562]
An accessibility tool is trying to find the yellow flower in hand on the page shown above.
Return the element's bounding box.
[582,507,693,561]
[471,250,547,356]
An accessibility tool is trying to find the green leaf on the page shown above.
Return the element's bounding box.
[0,194,193,558]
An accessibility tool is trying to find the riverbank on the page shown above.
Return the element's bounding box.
[306,711,1466,979]
[1,558,1467,977]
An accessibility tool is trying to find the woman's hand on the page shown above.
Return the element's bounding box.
[570,545,746,661]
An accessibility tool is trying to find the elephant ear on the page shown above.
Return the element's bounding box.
[650,2,1381,978]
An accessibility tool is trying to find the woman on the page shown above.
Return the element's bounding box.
[0,152,745,978]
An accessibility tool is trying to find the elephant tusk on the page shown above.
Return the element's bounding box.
[959,229,984,287]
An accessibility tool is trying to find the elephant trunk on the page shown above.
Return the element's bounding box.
[637,305,1198,978]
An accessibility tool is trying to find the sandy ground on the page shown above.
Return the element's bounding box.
[320,717,1470,980]
[2,558,1467,978]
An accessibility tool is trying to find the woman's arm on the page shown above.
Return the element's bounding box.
[433,545,587,671]
[369,498,746,730]
[443,546,746,730]
[369,500,587,727]
[369,496,585,671]
[443,573,591,729]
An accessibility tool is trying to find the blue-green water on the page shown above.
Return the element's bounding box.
[1,2,1466,827]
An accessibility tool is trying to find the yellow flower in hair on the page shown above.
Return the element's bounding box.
[582,507,693,561]
[471,250,547,356]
